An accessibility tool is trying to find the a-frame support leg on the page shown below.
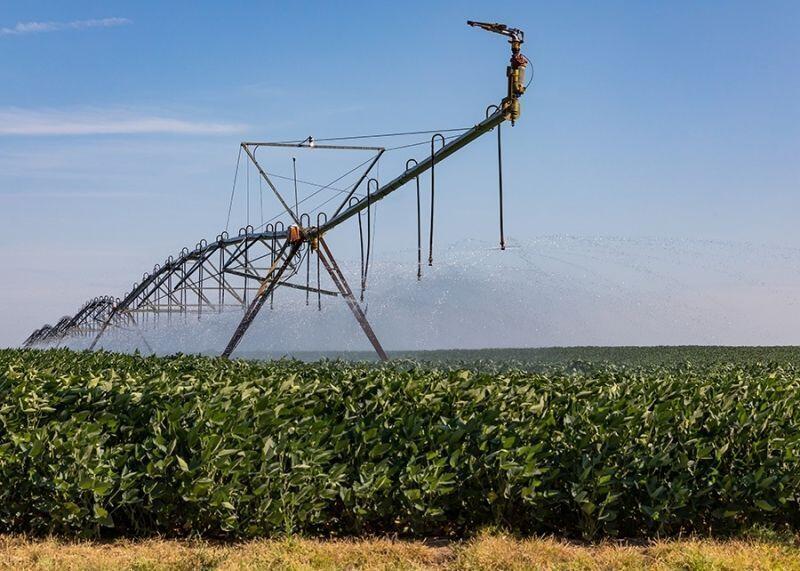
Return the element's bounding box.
[89,310,154,353]
[89,306,118,351]
[221,240,300,358]
[316,237,388,361]
[126,314,154,354]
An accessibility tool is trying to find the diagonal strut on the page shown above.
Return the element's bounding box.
[221,239,300,358]
[316,236,388,361]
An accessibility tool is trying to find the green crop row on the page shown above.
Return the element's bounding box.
[239,345,800,368]
[0,348,799,538]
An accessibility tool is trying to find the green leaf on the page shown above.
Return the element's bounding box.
[755,499,775,512]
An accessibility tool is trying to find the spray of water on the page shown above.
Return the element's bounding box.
[63,236,800,357]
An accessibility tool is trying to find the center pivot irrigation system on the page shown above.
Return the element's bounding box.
[24,21,529,360]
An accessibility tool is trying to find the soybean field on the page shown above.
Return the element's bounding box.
[1,347,799,539]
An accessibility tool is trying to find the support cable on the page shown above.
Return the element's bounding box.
[253,134,464,230]
[225,146,243,233]
[292,157,299,218]
[263,172,356,197]
[259,169,264,227]
[385,135,460,152]
[272,127,470,145]
[253,155,377,230]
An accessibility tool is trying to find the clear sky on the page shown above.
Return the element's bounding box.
[1,1,798,348]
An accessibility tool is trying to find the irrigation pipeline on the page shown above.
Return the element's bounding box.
[24,20,530,360]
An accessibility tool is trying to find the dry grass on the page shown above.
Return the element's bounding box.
[457,534,800,570]
[1,533,799,570]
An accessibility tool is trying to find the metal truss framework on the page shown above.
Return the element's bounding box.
[23,21,528,359]
[25,296,118,346]
[24,226,330,347]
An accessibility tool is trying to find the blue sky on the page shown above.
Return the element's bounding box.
[1,1,798,347]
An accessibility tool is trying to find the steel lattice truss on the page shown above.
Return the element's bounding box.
[24,226,325,347]
[25,296,118,346]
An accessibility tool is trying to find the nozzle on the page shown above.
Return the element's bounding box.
[467,20,524,43]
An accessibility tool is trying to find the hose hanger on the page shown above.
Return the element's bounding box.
[487,104,505,250]
[272,220,286,307]
[266,223,275,306]
[359,179,378,302]
[218,232,228,308]
[405,159,422,280]
[244,224,255,308]
[350,195,365,302]
[305,242,311,306]
[270,233,277,310]
[152,265,161,320]
[429,134,445,267]
[315,212,328,310]
[300,213,311,305]
[195,244,204,320]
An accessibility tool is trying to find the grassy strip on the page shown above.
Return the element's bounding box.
[1,533,800,570]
